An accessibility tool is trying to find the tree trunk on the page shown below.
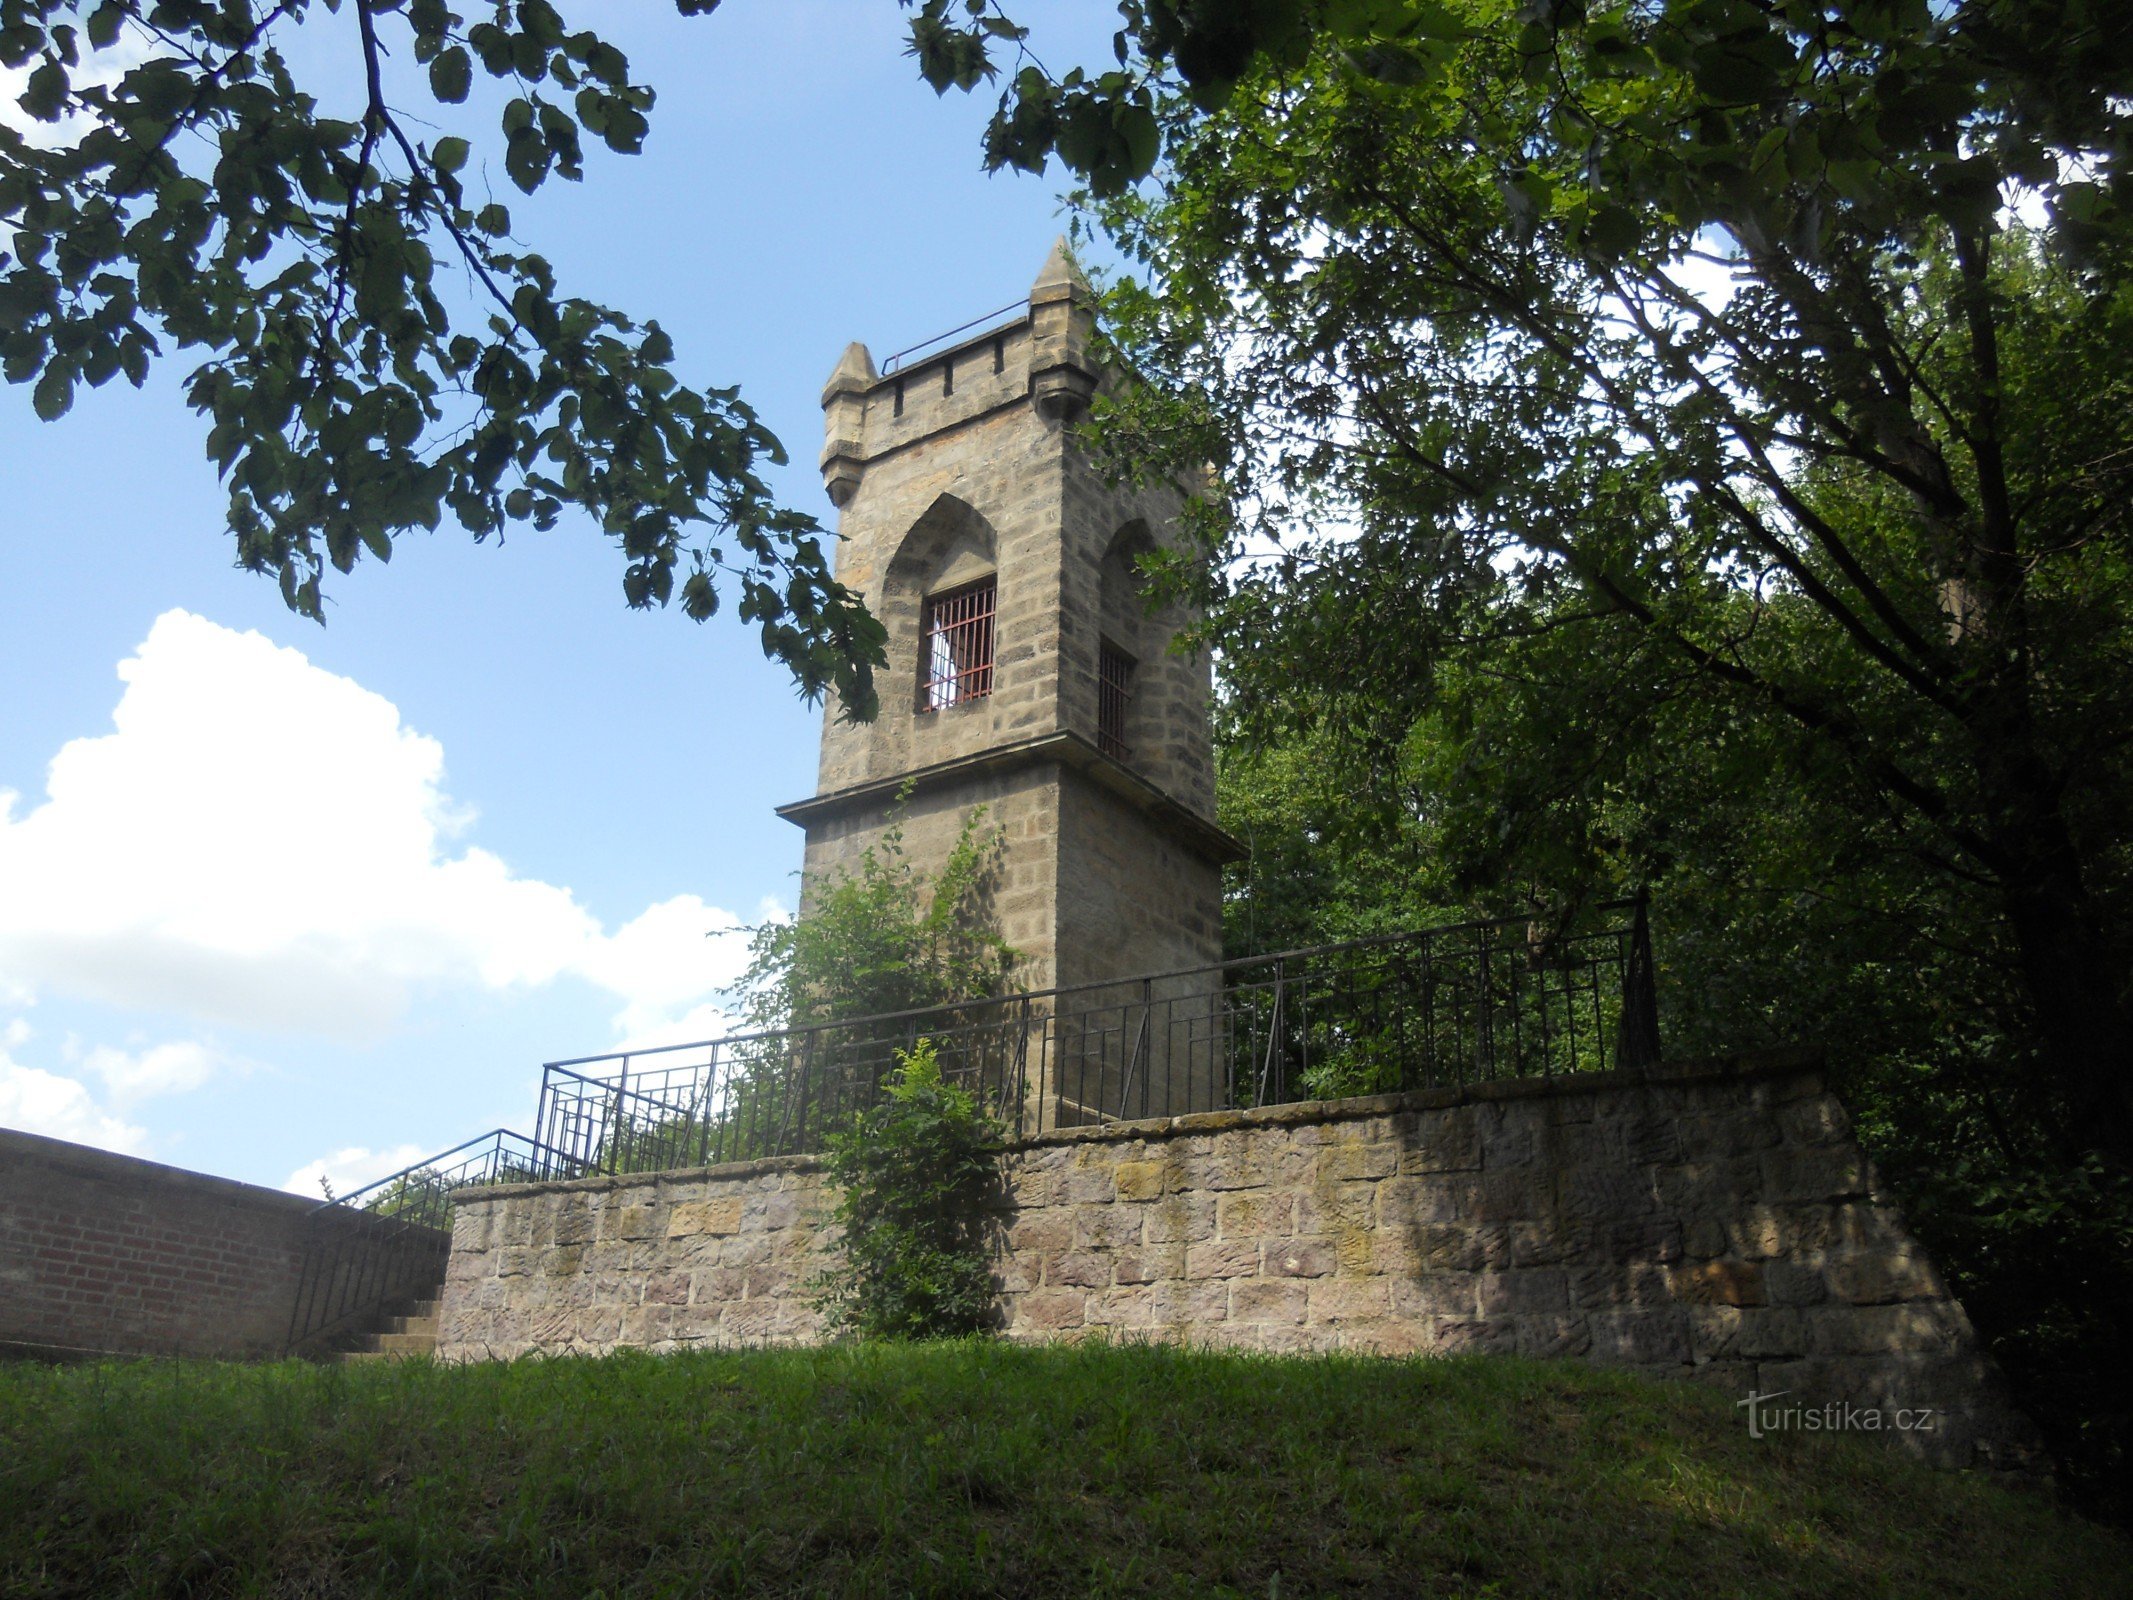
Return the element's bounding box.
[1990,822,2133,1169]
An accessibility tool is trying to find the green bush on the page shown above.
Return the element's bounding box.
[736,793,1017,1030]
[815,1041,1001,1340]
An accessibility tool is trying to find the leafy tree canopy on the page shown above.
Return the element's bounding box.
[1,0,884,713]
[924,0,2133,1509]
[9,0,2127,732]
[926,0,2133,1171]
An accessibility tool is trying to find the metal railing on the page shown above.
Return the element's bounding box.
[533,902,1660,1179]
[879,299,1028,375]
[284,1128,583,1354]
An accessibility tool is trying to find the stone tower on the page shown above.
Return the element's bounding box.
[776,241,1240,1000]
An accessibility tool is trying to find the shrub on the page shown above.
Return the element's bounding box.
[736,794,1017,1030]
[815,1041,1001,1340]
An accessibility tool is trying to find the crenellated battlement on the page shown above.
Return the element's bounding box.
[820,239,1101,507]
[821,317,1039,505]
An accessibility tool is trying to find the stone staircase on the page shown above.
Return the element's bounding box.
[332,1292,442,1363]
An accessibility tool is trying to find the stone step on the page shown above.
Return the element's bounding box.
[331,1334,437,1363]
[323,1281,446,1363]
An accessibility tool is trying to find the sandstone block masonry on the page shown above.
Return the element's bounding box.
[437,1050,2040,1471]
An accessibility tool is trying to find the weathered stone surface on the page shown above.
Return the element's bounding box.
[1113,1246,1185,1285]
[789,257,1228,1014]
[1297,1182,1378,1233]
[1231,1279,1308,1325]
[1475,1269,1570,1316]
[1389,1273,1478,1319]
[1216,1191,1292,1240]
[1019,1289,1088,1330]
[1308,1279,1392,1322]
[551,1201,595,1246]
[1265,1238,1336,1279]
[1074,1204,1144,1250]
[1824,1249,1944,1305]
[1667,1259,1768,1307]
[667,1198,743,1238]
[1434,1316,1520,1355]
[1007,1211,1073,1254]
[1518,1314,1594,1359]
[1143,1193,1215,1245]
[435,1053,2036,1471]
[1589,1308,1692,1365]
[1114,1160,1168,1201]
[1185,1239,1261,1279]
[1046,1250,1113,1289]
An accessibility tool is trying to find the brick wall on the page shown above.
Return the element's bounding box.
[0,1129,331,1360]
[437,1051,2042,1471]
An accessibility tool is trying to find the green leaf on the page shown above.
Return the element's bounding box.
[1347,41,1444,87]
[20,60,67,121]
[430,46,472,104]
[32,367,73,420]
[1116,102,1159,181]
[86,4,124,50]
[432,136,471,174]
[504,127,549,192]
[1690,41,1779,106]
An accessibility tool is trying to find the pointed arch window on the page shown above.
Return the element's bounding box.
[919,577,996,711]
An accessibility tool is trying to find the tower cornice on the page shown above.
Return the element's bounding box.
[776,730,1245,867]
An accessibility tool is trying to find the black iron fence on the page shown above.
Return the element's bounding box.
[533,902,1660,1179]
[283,1128,581,1354]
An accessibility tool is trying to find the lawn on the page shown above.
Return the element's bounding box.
[1,1341,2125,1598]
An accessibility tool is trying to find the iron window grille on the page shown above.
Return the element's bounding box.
[1098,639,1134,760]
[919,577,996,711]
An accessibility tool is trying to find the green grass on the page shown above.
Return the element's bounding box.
[2,1342,2126,1598]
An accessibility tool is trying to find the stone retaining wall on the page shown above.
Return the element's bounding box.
[437,1050,2039,1470]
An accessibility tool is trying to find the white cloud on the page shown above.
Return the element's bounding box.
[587,901,760,1044]
[0,1045,149,1156]
[0,30,162,149]
[281,1142,435,1202]
[0,610,753,1047]
[0,1014,228,1152]
[82,1038,223,1103]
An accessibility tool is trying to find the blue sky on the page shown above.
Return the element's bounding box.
[0,1,1126,1193]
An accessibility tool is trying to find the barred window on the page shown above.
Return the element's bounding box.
[1098,638,1133,760]
[919,577,996,711]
